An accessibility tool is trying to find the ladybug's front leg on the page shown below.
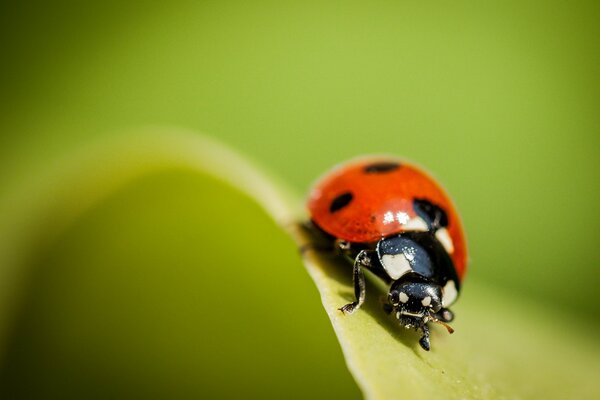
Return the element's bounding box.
[419,323,431,351]
[339,250,374,314]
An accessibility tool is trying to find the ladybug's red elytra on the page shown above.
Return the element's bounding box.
[307,157,467,351]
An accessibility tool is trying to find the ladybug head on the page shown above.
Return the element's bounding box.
[386,279,455,350]
[389,280,443,324]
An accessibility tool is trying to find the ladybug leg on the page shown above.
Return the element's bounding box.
[335,238,351,251]
[382,302,393,314]
[299,241,333,255]
[419,323,431,351]
[339,250,373,314]
[297,221,335,255]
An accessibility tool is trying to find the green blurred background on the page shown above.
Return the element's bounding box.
[0,0,599,398]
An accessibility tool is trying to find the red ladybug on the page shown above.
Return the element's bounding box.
[307,157,467,350]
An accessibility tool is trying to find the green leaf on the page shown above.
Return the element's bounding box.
[0,129,359,398]
[0,130,598,399]
[296,243,600,399]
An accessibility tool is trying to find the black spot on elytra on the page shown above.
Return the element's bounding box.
[413,198,449,229]
[363,161,401,174]
[329,192,353,213]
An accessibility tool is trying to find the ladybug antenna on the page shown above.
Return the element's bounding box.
[430,317,454,334]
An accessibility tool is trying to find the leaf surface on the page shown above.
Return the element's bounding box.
[0,130,598,399]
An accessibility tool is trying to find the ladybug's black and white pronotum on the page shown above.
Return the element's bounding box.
[307,157,467,351]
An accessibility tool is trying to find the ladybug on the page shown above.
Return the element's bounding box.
[307,157,467,351]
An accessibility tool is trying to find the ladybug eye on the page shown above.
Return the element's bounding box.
[329,192,353,213]
[363,161,400,174]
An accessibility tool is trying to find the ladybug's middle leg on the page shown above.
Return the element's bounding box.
[339,250,375,314]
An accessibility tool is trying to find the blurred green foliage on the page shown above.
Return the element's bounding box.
[0,0,599,397]
[1,1,598,317]
[0,170,360,398]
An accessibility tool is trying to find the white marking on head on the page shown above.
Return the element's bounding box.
[399,292,409,303]
[381,253,413,280]
[421,296,432,307]
[442,280,458,307]
[402,217,429,231]
[396,311,401,319]
[435,228,455,254]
